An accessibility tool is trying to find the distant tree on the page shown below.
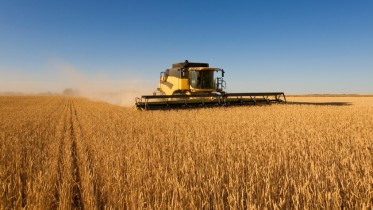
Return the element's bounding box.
[62,88,77,96]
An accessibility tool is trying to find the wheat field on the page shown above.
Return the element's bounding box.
[0,96,372,209]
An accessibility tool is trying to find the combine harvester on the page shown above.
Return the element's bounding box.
[135,60,286,110]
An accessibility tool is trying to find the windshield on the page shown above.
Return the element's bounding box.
[189,71,214,89]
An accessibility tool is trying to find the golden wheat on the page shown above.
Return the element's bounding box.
[0,96,372,209]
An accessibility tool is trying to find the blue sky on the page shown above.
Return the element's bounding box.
[1,0,372,94]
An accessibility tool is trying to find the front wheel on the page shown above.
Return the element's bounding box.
[172,90,185,95]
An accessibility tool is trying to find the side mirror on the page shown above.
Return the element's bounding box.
[160,72,167,82]
[222,70,225,77]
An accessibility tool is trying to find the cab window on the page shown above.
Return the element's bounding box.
[189,71,214,89]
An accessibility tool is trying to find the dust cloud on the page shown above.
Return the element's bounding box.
[0,61,155,107]
[55,61,156,107]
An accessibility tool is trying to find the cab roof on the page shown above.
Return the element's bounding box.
[172,60,209,69]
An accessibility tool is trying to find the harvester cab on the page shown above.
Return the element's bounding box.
[135,60,286,110]
[155,60,226,95]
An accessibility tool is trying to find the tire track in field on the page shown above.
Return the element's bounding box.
[69,99,84,209]
[54,98,104,209]
[70,99,105,209]
[54,99,84,209]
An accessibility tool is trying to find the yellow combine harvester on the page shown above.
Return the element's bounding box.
[135,60,286,110]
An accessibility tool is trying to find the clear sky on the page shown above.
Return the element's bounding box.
[1,0,372,94]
